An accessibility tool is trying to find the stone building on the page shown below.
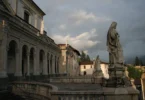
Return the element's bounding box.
[0,0,60,89]
[79,61,94,76]
[80,61,109,78]
[58,44,80,76]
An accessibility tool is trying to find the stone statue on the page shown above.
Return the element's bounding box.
[107,22,124,65]
[104,22,127,87]
[92,55,103,83]
[93,55,101,72]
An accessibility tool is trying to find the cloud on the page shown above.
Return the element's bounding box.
[59,24,66,30]
[34,0,145,63]
[52,29,99,51]
[69,10,111,25]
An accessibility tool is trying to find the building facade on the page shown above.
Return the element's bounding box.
[0,0,60,89]
[79,61,94,76]
[80,61,109,78]
[58,44,80,76]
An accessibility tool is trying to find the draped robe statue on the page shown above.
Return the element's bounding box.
[92,55,103,80]
[107,22,124,65]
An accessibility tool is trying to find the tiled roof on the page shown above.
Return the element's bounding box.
[79,61,93,65]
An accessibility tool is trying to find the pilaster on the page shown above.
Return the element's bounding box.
[34,48,40,75]
[0,21,8,78]
[26,50,30,76]
[14,47,22,76]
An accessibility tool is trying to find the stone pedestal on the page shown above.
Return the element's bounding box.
[103,64,131,87]
[102,64,139,100]
[103,87,139,100]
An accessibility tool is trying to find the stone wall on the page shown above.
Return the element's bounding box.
[11,81,58,100]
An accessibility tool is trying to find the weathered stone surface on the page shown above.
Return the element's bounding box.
[115,88,128,94]
[103,87,139,100]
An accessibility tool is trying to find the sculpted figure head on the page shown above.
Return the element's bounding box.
[110,22,117,29]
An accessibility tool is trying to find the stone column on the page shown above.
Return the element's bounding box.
[18,43,22,77]
[36,48,40,75]
[26,50,30,76]
[65,96,68,100]
[0,43,7,78]
[82,96,84,100]
[87,95,89,100]
[48,54,51,74]
[55,56,57,74]
[43,52,48,75]
[52,55,55,74]
[56,57,59,74]
[57,58,59,74]
[14,48,22,76]
[33,49,39,75]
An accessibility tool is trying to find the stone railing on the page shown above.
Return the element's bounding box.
[11,81,58,100]
[50,76,103,84]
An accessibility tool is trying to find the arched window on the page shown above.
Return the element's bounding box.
[24,11,30,23]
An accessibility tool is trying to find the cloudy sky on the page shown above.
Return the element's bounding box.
[34,0,145,62]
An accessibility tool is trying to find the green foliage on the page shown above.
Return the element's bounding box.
[86,55,90,61]
[140,60,143,66]
[80,51,91,62]
[127,66,143,79]
[81,51,86,61]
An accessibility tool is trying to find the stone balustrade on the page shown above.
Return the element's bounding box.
[11,81,58,100]
[50,76,103,84]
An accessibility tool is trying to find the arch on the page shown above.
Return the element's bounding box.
[30,47,35,75]
[39,49,45,75]
[7,40,17,78]
[22,45,29,77]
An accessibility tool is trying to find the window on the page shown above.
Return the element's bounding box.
[84,65,86,69]
[24,11,30,23]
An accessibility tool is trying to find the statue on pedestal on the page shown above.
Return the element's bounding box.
[104,22,129,87]
[107,22,124,65]
[92,55,103,83]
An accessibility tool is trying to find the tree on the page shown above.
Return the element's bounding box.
[80,51,91,62]
[80,51,86,61]
[86,55,90,61]
[140,60,143,66]
[134,56,140,66]
[127,66,143,79]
